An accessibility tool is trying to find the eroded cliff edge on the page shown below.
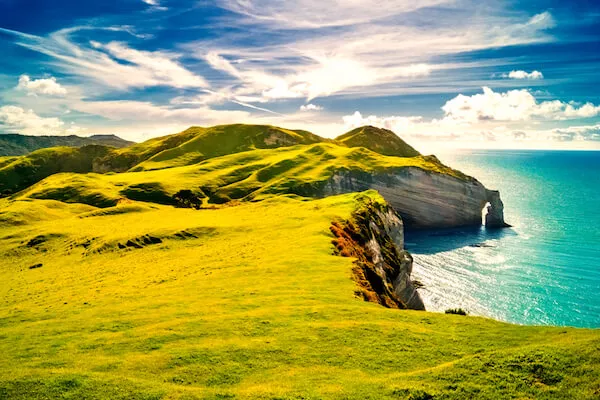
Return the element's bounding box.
[323,165,509,229]
[331,196,425,310]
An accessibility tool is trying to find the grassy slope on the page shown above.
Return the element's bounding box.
[336,126,421,157]
[0,192,598,399]
[0,145,111,195]
[16,143,469,208]
[0,134,133,157]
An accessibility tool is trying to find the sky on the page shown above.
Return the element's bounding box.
[0,0,599,151]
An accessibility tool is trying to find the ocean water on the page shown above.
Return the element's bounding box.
[405,150,600,328]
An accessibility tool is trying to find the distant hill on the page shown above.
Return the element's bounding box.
[335,125,421,157]
[0,133,134,156]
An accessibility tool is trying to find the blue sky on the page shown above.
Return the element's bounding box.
[0,0,599,149]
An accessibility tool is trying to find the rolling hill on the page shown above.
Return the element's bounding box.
[0,133,133,156]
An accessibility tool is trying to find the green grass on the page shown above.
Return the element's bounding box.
[0,192,599,399]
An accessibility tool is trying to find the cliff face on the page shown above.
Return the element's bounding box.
[331,197,425,310]
[324,167,507,229]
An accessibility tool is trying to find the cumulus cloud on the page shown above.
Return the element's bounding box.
[502,70,544,79]
[442,87,600,122]
[300,103,323,111]
[0,105,64,135]
[17,74,67,96]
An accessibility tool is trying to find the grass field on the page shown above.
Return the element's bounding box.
[1,192,599,399]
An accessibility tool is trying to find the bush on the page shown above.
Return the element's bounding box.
[173,189,204,209]
[445,308,467,316]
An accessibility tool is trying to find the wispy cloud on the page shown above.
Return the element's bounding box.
[141,0,168,11]
[1,26,207,91]
[190,8,556,103]
[216,0,452,28]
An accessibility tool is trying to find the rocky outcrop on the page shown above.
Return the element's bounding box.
[324,167,507,229]
[331,198,425,310]
[485,189,510,228]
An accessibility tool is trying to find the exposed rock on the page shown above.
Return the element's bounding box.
[331,198,425,310]
[28,263,43,270]
[323,167,508,229]
[485,189,511,228]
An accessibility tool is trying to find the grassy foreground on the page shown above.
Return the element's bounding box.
[0,192,599,399]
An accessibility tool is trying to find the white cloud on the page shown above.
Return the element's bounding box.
[101,42,208,88]
[526,11,555,30]
[300,103,323,111]
[0,105,65,135]
[503,70,544,80]
[17,74,68,96]
[442,87,600,122]
[343,111,424,131]
[3,27,207,91]
[142,0,167,11]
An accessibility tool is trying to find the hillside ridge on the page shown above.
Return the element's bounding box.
[335,125,421,157]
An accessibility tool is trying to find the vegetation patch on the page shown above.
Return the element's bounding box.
[445,308,468,316]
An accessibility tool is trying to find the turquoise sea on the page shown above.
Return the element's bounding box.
[405,150,600,328]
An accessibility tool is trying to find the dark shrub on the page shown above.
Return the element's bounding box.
[445,308,467,316]
[173,189,204,209]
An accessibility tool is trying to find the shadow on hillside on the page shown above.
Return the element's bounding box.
[404,225,517,254]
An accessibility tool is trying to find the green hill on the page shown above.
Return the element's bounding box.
[93,124,324,173]
[336,125,421,157]
[0,133,133,156]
